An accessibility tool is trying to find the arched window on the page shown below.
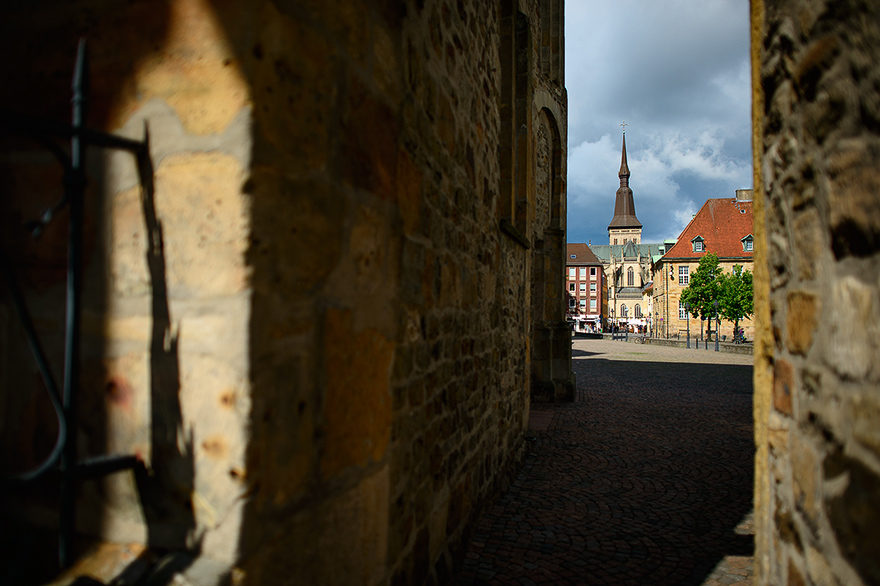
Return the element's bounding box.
[635,304,642,318]
[627,267,634,286]
[620,304,628,317]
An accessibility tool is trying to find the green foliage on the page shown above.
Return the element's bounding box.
[718,264,753,331]
[680,253,723,320]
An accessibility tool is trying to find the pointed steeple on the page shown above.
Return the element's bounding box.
[608,130,642,230]
[619,132,630,181]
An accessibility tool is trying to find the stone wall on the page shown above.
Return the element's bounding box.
[752,0,880,584]
[0,1,569,584]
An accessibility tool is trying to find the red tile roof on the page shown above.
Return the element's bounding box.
[566,243,602,264]
[662,198,754,260]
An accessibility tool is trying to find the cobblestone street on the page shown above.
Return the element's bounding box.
[457,339,755,585]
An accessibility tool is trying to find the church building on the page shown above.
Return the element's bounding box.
[589,131,668,332]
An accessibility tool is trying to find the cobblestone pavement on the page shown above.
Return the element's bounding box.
[456,339,755,586]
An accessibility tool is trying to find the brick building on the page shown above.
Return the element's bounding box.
[0,1,571,584]
[565,243,605,330]
[652,190,755,340]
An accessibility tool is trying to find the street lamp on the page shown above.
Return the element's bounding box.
[713,300,720,352]
[685,302,691,349]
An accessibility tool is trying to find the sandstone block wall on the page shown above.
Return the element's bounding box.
[1,1,569,584]
[753,1,880,584]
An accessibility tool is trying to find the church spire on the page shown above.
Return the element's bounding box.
[608,126,642,231]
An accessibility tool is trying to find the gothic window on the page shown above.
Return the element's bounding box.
[627,267,634,286]
[621,304,628,317]
[635,304,642,318]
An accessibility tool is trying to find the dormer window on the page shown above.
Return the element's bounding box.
[742,234,754,252]
[691,236,705,253]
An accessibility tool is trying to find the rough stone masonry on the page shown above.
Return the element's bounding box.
[752,0,880,585]
[0,1,570,585]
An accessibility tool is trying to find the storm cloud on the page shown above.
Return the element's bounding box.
[565,0,752,245]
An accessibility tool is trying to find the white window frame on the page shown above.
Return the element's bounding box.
[579,283,586,292]
[679,266,689,285]
[569,267,576,278]
[579,299,586,308]
[590,282,597,293]
[590,267,597,278]
[590,299,597,311]
[679,302,688,320]
[569,283,575,292]
[579,267,587,277]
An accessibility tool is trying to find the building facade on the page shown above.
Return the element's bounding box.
[652,190,755,340]
[565,243,605,330]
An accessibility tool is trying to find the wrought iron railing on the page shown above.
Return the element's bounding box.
[1,39,149,569]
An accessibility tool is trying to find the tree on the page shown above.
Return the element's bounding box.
[680,253,723,338]
[718,264,753,341]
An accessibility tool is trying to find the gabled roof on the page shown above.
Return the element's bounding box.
[566,243,602,265]
[591,242,665,262]
[662,198,754,260]
[621,239,639,258]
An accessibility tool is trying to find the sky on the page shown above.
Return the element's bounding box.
[565,0,753,245]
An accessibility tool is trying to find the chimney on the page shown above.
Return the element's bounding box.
[735,189,753,202]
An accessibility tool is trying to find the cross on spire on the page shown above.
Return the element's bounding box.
[620,120,628,134]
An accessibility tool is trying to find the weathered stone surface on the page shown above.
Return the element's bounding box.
[117,0,250,135]
[322,308,394,479]
[824,452,880,586]
[785,291,819,356]
[755,2,880,584]
[847,392,880,459]
[241,466,390,586]
[825,276,880,381]
[773,359,795,416]
[790,433,819,526]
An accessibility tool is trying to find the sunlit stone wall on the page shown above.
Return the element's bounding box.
[753,1,880,584]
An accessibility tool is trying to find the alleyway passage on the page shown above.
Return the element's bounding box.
[457,339,755,586]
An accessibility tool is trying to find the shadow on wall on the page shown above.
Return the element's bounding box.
[0,3,201,583]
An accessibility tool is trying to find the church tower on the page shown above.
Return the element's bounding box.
[608,130,642,246]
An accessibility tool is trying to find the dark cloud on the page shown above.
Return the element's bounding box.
[565,0,752,246]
